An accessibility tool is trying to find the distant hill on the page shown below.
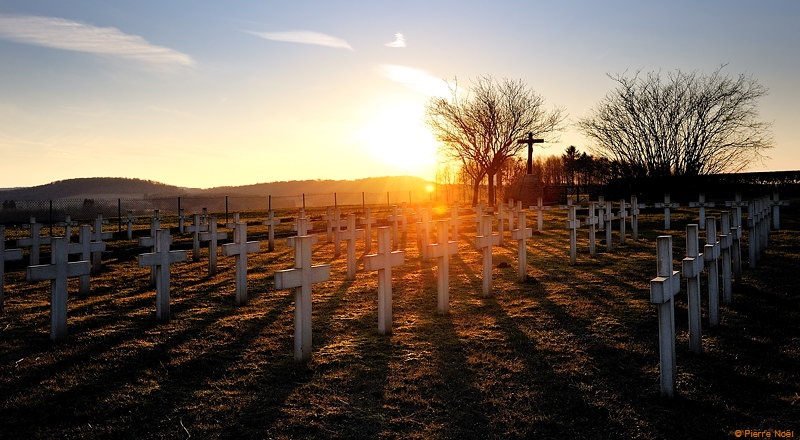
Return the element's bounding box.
[0,176,433,201]
[0,177,189,200]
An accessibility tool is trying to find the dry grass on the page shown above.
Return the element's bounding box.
[1,203,798,439]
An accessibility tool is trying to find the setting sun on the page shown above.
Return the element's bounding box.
[357,102,439,179]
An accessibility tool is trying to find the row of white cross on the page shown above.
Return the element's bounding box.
[649,197,775,398]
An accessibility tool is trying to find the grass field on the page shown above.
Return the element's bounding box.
[1,202,798,439]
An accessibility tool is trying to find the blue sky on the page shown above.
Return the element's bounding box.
[0,1,797,188]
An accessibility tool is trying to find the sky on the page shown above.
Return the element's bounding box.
[0,0,798,189]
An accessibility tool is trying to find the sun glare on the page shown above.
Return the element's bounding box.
[357,103,438,179]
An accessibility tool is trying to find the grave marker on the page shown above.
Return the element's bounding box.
[476,215,501,296]
[450,205,462,242]
[360,208,377,254]
[17,218,51,266]
[597,196,605,231]
[339,214,364,281]
[719,212,733,304]
[139,212,161,285]
[769,192,789,230]
[604,201,615,251]
[225,212,241,229]
[427,220,458,314]
[138,229,187,322]
[529,197,551,233]
[275,233,331,362]
[66,225,106,295]
[263,210,278,252]
[585,202,599,256]
[649,235,681,398]
[654,194,680,230]
[689,194,715,230]
[57,215,77,242]
[682,225,704,354]
[511,211,533,281]
[125,211,135,240]
[1,226,24,312]
[618,199,628,244]
[27,237,91,341]
[565,205,581,265]
[630,195,642,240]
[387,205,403,250]
[729,207,743,279]
[90,214,113,273]
[364,227,405,334]
[178,208,186,234]
[199,217,227,275]
[186,214,209,261]
[704,218,721,327]
[222,222,261,305]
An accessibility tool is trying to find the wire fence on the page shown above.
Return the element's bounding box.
[0,190,454,230]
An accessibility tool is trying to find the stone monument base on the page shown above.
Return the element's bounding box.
[517,174,544,206]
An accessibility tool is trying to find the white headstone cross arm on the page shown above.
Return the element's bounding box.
[26,237,91,342]
[649,235,681,398]
[363,227,405,335]
[275,234,330,362]
[138,229,187,323]
[222,222,261,305]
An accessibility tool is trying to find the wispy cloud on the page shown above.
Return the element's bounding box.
[378,65,450,97]
[0,14,194,69]
[385,33,406,48]
[246,30,354,51]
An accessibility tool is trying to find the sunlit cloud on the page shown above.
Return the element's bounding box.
[246,30,354,51]
[377,64,450,97]
[385,33,406,48]
[0,14,194,69]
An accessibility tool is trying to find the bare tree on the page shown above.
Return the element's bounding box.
[426,76,565,205]
[578,66,773,178]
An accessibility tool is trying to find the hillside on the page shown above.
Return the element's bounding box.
[0,177,189,200]
[0,176,432,200]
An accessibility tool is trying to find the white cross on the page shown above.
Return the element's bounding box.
[450,205,462,242]
[222,222,261,305]
[225,212,241,230]
[331,209,347,258]
[603,201,615,251]
[649,235,681,398]
[360,207,377,254]
[199,217,227,275]
[139,214,161,285]
[27,237,91,342]
[618,199,628,244]
[67,224,106,295]
[364,227,405,334]
[511,211,533,281]
[263,210,279,252]
[597,196,606,231]
[719,212,734,304]
[91,214,112,273]
[275,234,331,362]
[585,202,599,256]
[17,218,51,266]
[338,214,364,281]
[294,212,311,236]
[125,211,135,240]
[138,229,187,322]
[682,224,704,354]
[1,225,24,313]
[769,192,789,230]
[387,205,404,250]
[704,217,721,327]
[178,208,186,234]
[57,215,77,242]
[689,193,715,230]
[565,205,582,265]
[427,220,459,314]
[528,197,550,233]
[476,215,501,296]
[630,195,642,240]
[415,208,433,259]
[654,193,680,230]
[186,214,208,261]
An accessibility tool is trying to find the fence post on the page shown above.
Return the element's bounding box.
[118,198,122,233]
[268,195,272,211]
[302,193,306,210]
[49,200,54,236]
[387,192,390,207]
[225,195,229,224]
[362,192,365,211]
[334,193,338,208]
